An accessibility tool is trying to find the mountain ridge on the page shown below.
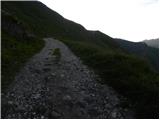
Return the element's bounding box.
[143,38,159,48]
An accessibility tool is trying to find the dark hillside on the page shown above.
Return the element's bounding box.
[1,10,44,91]
[115,39,159,71]
[2,1,120,50]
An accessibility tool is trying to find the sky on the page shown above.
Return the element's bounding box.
[39,0,159,42]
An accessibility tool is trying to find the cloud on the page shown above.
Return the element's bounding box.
[141,0,159,5]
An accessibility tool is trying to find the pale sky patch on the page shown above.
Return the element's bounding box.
[39,0,159,42]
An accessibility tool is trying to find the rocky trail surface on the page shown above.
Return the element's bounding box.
[1,38,134,118]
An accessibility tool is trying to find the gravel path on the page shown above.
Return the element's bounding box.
[1,38,135,118]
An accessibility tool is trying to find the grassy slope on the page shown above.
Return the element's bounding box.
[2,1,159,118]
[63,40,158,97]
[62,39,158,118]
[2,32,44,91]
[115,38,159,71]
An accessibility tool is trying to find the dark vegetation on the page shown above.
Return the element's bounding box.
[115,38,159,71]
[52,48,61,57]
[62,39,159,118]
[1,1,159,118]
[52,48,61,63]
[1,7,44,91]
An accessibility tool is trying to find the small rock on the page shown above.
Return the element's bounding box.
[8,101,13,104]
[90,93,95,97]
[33,112,36,115]
[7,114,11,118]
[51,73,56,76]
[25,104,29,108]
[32,74,35,77]
[46,87,49,91]
[12,114,16,118]
[51,111,61,118]
[41,115,45,119]
[18,113,22,118]
[105,96,109,100]
[33,93,41,99]
[63,95,72,101]
[17,105,25,110]
[11,93,14,97]
[111,111,117,118]
[60,74,65,78]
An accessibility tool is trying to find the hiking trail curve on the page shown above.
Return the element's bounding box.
[1,38,134,119]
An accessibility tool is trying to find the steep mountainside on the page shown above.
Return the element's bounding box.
[143,38,159,48]
[1,1,159,118]
[1,1,119,50]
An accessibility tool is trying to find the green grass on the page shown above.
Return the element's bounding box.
[52,48,61,63]
[52,48,61,57]
[1,31,44,92]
